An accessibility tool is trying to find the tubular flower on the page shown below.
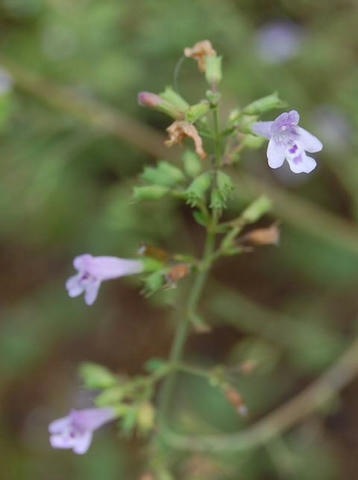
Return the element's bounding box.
[66,254,144,305]
[165,120,206,159]
[253,110,323,174]
[49,408,115,454]
[184,40,217,72]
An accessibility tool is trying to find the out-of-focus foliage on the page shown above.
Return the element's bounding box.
[1,0,358,478]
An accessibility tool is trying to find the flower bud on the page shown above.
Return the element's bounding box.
[185,101,210,123]
[141,162,184,187]
[241,196,272,224]
[205,55,222,86]
[141,256,165,273]
[206,89,221,105]
[184,172,212,206]
[166,263,190,287]
[133,185,169,201]
[210,188,225,211]
[138,244,171,262]
[241,223,280,246]
[143,271,165,296]
[160,86,189,112]
[158,161,185,184]
[216,171,234,203]
[243,92,286,115]
[96,386,124,406]
[138,90,182,119]
[137,402,155,434]
[79,362,118,389]
[183,150,202,178]
[138,91,163,109]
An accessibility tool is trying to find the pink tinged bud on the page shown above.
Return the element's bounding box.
[138,92,163,109]
[66,254,144,305]
[49,408,115,455]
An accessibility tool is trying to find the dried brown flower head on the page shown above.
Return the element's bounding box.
[241,223,280,246]
[166,263,190,287]
[165,120,206,159]
[184,40,217,72]
[138,244,171,263]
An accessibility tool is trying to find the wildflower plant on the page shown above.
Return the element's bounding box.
[50,41,323,475]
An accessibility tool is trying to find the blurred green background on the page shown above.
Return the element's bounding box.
[1,0,358,478]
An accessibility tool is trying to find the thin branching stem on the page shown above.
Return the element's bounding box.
[159,334,358,451]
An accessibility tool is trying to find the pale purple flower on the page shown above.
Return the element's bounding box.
[49,408,115,454]
[66,254,144,305]
[0,68,12,95]
[255,20,304,64]
[253,110,323,174]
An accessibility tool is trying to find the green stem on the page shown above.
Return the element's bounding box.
[212,107,222,167]
[173,362,211,380]
[157,229,216,418]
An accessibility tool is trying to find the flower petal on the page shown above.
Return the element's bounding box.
[297,127,323,153]
[91,257,144,280]
[267,139,285,168]
[66,274,85,297]
[286,152,317,174]
[71,408,116,431]
[72,432,93,455]
[49,416,70,434]
[288,110,300,125]
[252,121,273,139]
[73,254,92,271]
[84,280,101,305]
[50,434,74,450]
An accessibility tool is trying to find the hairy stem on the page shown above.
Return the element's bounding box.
[157,229,216,418]
[212,107,222,167]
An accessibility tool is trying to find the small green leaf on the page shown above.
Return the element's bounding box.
[193,209,208,227]
[79,362,118,389]
[144,358,169,374]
